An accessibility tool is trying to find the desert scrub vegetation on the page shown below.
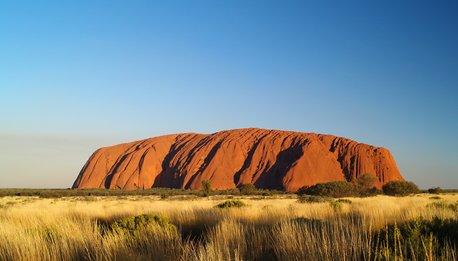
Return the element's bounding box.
[0,187,286,198]
[297,181,360,197]
[298,179,422,198]
[376,217,458,260]
[296,175,380,198]
[382,181,420,196]
[0,194,457,260]
[297,195,333,203]
[239,183,256,195]
[428,187,444,194]
[215,199,247,209]
[106,214,177,235]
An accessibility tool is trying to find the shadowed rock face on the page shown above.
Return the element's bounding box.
[72,128,403,192]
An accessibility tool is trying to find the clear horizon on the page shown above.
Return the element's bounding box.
[1,1,457,189]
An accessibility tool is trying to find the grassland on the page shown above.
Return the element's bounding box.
[0,193,457,261]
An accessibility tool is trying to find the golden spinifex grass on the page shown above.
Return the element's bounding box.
[0,194,457,261]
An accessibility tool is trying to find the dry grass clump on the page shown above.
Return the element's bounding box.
[0,194,457,260]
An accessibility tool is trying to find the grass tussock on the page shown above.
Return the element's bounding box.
[0,194,457,260]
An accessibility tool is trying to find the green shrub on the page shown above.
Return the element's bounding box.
[297,195,333,203]
[378,217,458,260]
[429,196,442,200]
[108,214,176,235]
[301,181,357,198]
[215,199,247,209]
[382,181,420,196]
[328,199,352,211]
[335,198,352,204]
[239,183,256,195]
[428,187,443,194]
[296,186,309,196]
[261,190,273,196]
[329,201,343,211]
[360,185,381,196]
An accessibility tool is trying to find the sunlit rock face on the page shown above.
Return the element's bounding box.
[73,128,403,192]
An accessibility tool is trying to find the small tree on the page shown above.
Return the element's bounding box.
[201,180,212,196]
[382,181,419,196]
[239,183,256,195]
[356,173,377,189]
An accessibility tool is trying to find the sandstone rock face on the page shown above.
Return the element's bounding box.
[72,128,403,192]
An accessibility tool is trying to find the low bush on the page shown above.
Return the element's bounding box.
[428,187,443,194]
[296,186,309,196]
[297,195,333,203]
[329,201,343,211]
[335,198,352,204]
[358,187,382,197]
[382,181,420,196]
[215,200,247,209]
[378,218,458,260]
[300,181,357,198]
[328,199,352,211]
[261,190,273,196]
[108,214,176,235]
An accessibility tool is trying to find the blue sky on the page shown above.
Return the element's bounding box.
[0,1,457,188]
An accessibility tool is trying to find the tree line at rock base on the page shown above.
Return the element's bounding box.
[1,175,453,198]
